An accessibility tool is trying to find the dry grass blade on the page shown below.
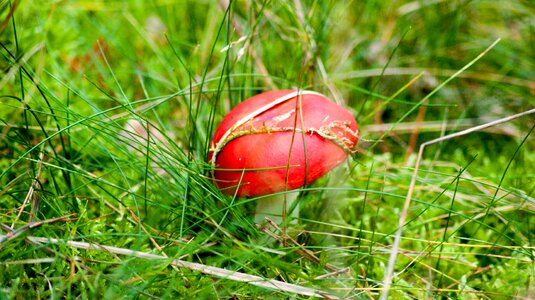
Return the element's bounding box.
[12,151,45,227]
[337,67,535,90]
[380,107,535,299]
[363,119,521,137]
[2,234,338,299]
[258,218,347,274]
[0,0,19,33]
[218,0,275,89]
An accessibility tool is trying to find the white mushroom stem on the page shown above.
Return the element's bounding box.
[255,193,299,224]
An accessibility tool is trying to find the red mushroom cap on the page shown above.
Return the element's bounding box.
[208,90,359,197]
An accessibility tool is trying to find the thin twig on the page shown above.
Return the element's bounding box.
[379,38,502,299]
[380,107,535,299]
[0,214,77,247]
[1,215,88,274]
[2,234,338,299]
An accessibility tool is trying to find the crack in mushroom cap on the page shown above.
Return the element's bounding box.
[208,90,359,197]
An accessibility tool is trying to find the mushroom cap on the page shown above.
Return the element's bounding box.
[208,90,359,197]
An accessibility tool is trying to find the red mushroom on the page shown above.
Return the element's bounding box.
[208,90,359,223]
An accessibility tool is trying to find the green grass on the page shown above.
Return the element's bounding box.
[1,0,534,298]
